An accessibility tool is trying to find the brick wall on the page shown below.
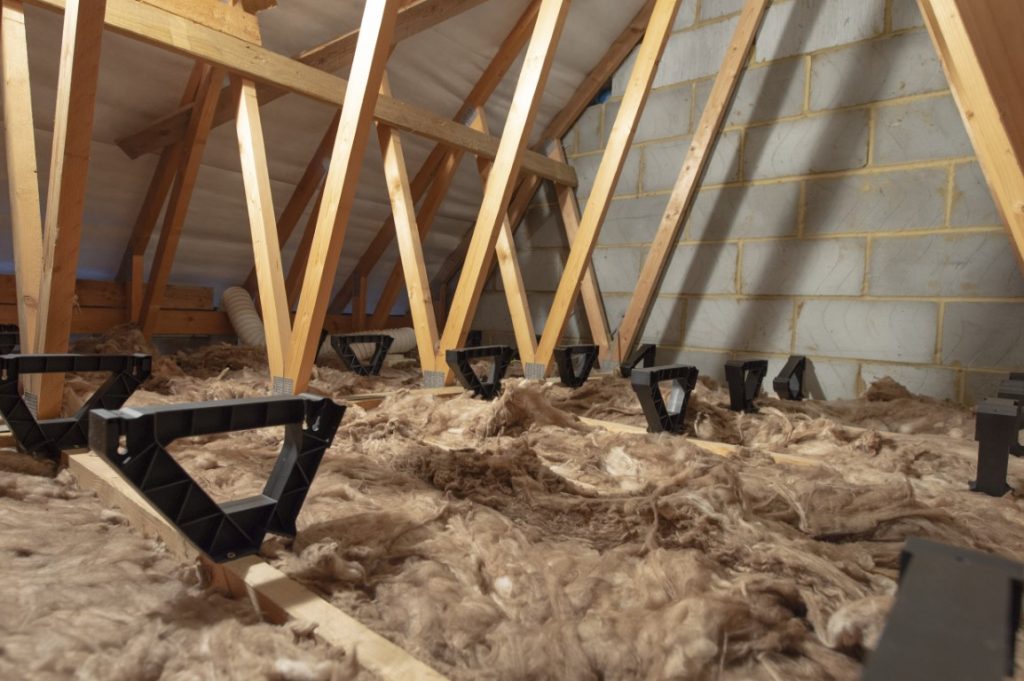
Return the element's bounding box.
[476,0,1024,404]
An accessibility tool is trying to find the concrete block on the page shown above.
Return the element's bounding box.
[694,58,806,128]
[869,232,1024,297]
[634,86,692,143]
[950,162,1002,227]
[597,195,671,245]
[744,109,870,180]
[873,95,973,165]
[510,249,566,293]
[527,293,586,340]
[700,0,746,21]
[654,16,739,88]
[685,182,801,241]
[571,147,641,201]
[891,0,925,30]
[755,0,885,63]
[683,298,793,353]
[661,242,739,295]
[661,348,733,383]
[804,168,947,234]
[642,130,741,192]
[574,104,604,154]
[592,247,646,294]
[604,294,685,346]
[742,238,866,296]
[859,363,959,401]
[514,203,567,250]
[809,31,945,111]
[611,49,638,98]
[795,300,938,363]
[941,302,1024,369]
[964,371,1010,407]
[802,358,861,400]
[673,0,698,30]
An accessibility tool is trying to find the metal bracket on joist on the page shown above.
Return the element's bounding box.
[330,333,394,376]
[0,325,19,355]
[725,360,768,413]
[0,354,151,460]
[619,343,656,379]
[554,344,599,388]
[773,355,807,401]
[863,537,1024,681]
[90,394,345,563]
[630,365,700,434]
[971,397,1023,497]
[446,345,513,400]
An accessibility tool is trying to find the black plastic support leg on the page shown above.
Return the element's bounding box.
[0,325,19,355]
[619,344,656,379]
[997,379,1024,456]
[445,345,513,400]
[90,394,344,562]
[630,365,700,434]
[0,354,152,459]
[330,333,394,376]
[773,355,807,401]
[554,344,599,388]
[725,359,768,413]
[971,398,1023,496]
[863,537,1024,681]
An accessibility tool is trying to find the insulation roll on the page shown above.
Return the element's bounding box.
[221,287,266,349]
[346,327,417,362]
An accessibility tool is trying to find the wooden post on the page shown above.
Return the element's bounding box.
[531,0,686,376]
[430,0,570,384]
[1,0,44,354]
[611,0,769,365]
[284,0,401,393]
[234,76,292,378]
[32,0,107,418]
[137,66,226,338]
[918,0,1024,270]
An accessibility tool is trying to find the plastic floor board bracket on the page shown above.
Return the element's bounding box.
[630,364,700,434]
[554,344,599,388]
[331,333,395,376]
[445,345,513,400]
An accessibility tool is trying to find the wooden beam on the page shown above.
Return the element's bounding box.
[432,0,570,381]
[331,0,541,315]
[242,112,339,295]
[234,76,292,377]
[32,0,107,419]
[139,0,261,43]
[531,0,683,376]
[117,0,489,158]
[612,0,769,364]
[284,0,401,393]
[376,79,441,370]
[0,276,214,310]
[1,0,44,353]
[137,66,226,338]
[917,0,1024,270]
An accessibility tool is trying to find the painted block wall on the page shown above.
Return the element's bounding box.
[477,0,1024,404]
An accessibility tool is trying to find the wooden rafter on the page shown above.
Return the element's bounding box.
[284,0,401,392]
[32,0,107,418]
[137,66,226,338]
[331,0,541,317]
[917,0,1024,270]
[1,0,44,354]
[613,0,770,364]
[430,0,570,382]
[118,0,489,159]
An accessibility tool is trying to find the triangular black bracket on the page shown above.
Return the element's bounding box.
[554,344,599,388]
[773,355,807,401]
[91,394,345,563]
[330,333,394,376]
[725,359,769,413]
[970,398,1023,496]
[619,343,656,379]
[863,538,1024,681]
[0,353,152,460]
[446,345,513,400]
[997,378,1024,456]
[465,330,484,348]
[0,324,19,355]
[630,365,700,434]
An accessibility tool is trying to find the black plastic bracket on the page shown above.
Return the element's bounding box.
[997,379,1024,457]
[90,394,344,563]
[330,333,394,376]
[971,398,1023,496]
[773,355,807,401]
[0,324,19,355]
[863,537,1024,681]
[445,345,513,400]
[725,359,768,413]
[619,343,656,379]
[554,344,599,388]
[465,330,484,348]
[630,365,700,434]
[0,354,152,460]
